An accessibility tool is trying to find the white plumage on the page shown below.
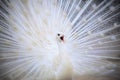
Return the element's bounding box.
[0,0,120,80]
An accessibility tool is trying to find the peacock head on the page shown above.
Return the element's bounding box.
[57,33,65,43]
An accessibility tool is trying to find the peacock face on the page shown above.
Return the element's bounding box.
[57,33,64,42]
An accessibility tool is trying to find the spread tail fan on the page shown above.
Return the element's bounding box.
[0,0,120,80]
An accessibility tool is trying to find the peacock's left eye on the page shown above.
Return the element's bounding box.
[57,33,60,36]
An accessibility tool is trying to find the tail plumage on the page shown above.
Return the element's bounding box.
[0,0,120,80]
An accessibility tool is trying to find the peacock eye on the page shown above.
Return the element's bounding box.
[57,33,60,36]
